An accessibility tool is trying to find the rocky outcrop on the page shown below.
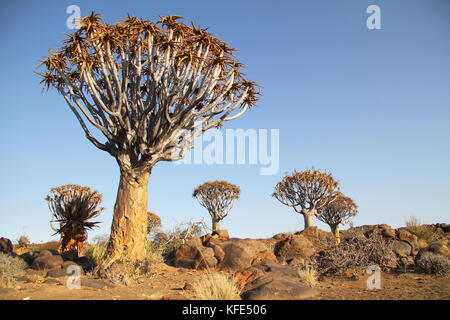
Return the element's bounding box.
[234,260,318,300]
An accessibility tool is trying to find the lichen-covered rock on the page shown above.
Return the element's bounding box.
[274,234,316,264]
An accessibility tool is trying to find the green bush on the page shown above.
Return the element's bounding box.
[0,253,28,288]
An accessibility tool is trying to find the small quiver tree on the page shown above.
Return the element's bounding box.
[147,211,162,236]
[46,184,103,255]
[193,181,240,232]
[316,194,358,244]
[272,168,340,229]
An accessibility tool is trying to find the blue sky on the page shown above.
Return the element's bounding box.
[0,0,449,243]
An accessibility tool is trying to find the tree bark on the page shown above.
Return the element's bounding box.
[102,170,150,268]
[212,218,220,233]
[330,224,340,245]
[303,212,315,229]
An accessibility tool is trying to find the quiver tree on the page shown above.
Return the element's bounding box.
[147,211,162,235]
[37,12,259,267]
[193,181,240,232]
[46,184,103,255]
[272,168,340,229]
[316,194,358,244]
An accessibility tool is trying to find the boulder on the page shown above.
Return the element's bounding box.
[212,229,230,241]
[274,234,315,264]
[391,240,412,257]
[31,255,63,270]
[172,242,217,269]
[382,228,396,239]
[215,238,277,270]
[38,250,53,257]
[235,260,318,300]
[61,249,78,261]
[0,237,13,254]
[397,229,418,247]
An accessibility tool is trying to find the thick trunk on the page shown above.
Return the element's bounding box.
[212,218,220,233]
[102,170,150,268]
[303,212,315,229]
[331,224,340,245]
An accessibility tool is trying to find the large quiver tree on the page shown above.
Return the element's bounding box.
[272,168,340,229]
[37,12,259,267]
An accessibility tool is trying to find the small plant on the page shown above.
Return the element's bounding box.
[0,253,28,288]
[297,266,319,287]
[85,240,108,266]
[405,215,439,243]
[416,252,450,277]
[192,271,241,300]
[46,184,103,255]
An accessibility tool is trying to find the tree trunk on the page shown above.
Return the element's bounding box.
[212,218,220,233]
[303,212,314,229]
[330,224,340,245]
[102,170,150,269]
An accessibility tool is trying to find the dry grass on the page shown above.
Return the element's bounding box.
[298,266,319,287]
[0,253,28,288]
[405,215,440,243]
[192,271,241,300]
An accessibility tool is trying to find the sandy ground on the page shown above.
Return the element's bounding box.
[0,264,448,300]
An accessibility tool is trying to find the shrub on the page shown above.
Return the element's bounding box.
[0,253,28,288]
[297,266,318,287]
[416,252,450,277]
[314,229,396,276]
[192,271,241,300]
[405,215,440,243]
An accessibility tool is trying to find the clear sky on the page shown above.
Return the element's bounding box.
[0,0,449,243]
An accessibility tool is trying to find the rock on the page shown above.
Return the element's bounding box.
[382,228,396,239]
[272,233,290,241]
[185,237,203,249]
[212,229,229,241]
[18,252,35,266]
[61,249,78,261]
[427,243,450,257]
[47,264,84,278]
[274,234,315,264]
[200,233,212,243]
[442,224,450,233]
[31,255,63,270]
[391,240,412,257]
[417,239,429,249]
[0,237,13,254]
[38,250,53,257]
[237,260,318,300]
[209,244,225,263]
[215,238,277,270]
[172,243,217,269]
[183,282,195,291]
[397,229,418,246]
